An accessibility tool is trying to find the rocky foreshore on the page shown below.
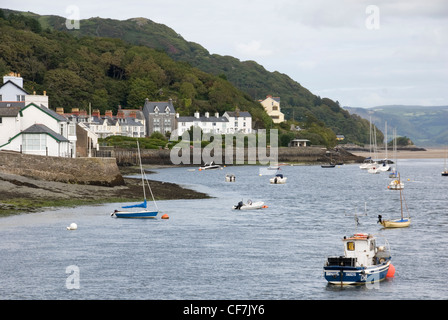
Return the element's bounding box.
[0,166,210,216]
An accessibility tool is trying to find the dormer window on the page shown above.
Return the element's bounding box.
[165,106,170,114]
[154,106,159,115]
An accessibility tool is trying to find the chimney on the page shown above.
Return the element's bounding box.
[43,91,46,96]
[56,107,64,115]
[117,109,125,119]
[130,111,137,118]
[194,111,200,119]
[79,109,87,116]
[105,110,113,118]
[205,112,209,118]
[71,108,80,116]
[215,112,219,118]
[92,109,100,118]
[176,113,179,118]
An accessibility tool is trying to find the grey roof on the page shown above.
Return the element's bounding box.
[85,116,143,127]
[143,99,176,114]
[0,101,25,108]
[0,105,22,117]
[120,109,145,120]
[178,116,229,123]
[22,103,68,122]
[22,124,69,142]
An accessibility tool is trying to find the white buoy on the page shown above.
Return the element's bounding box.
[67,223,77,230]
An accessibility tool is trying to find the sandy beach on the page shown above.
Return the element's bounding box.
[351,148,447,159]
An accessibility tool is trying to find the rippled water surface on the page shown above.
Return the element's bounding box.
[1,159,447,299]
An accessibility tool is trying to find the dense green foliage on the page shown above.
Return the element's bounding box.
[0,9,377,147]
[0,10,272,130]
[29,11,375,145]
[99,134,174,149]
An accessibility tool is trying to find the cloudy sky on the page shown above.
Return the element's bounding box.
[4,0,448,108]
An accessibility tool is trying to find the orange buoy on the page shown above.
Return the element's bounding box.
[161,214,169,219]
[386,263,395,278]
[262,205,268,208]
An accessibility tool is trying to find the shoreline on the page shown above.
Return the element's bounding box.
[351,148,447,159]
[0,166,210,217]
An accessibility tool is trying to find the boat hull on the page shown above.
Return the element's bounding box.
[233,201,265,210]
[270,177,287,184]
[112,210,158,218]
[381,218,411,228]
[324,261,390,285]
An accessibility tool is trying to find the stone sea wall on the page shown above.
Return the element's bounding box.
[0,151,124,186]
[111,146,365,166]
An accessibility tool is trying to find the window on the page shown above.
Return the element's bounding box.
[347,242,355,251]
[69,124,76,136]
[23,134,46,151]
[0,117,2,124]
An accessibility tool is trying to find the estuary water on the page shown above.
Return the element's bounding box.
[1,158,447,300]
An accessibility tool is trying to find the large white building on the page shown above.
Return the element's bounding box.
[176,110,253,137]
[0,73,76,157]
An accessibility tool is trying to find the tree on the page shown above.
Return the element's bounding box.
[127,78,157,107]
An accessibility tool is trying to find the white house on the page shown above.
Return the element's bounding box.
[0,102,75,157]
[176,111,228,136]
[222,111,252,134]
[176,110,253,137]
[0,73,27,102]
[0,74,76,157]
[65,108,145,139]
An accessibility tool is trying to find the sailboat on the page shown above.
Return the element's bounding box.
[389,128,404,182]
[111,141,159,219]
[442,147,448,176]
[378,121,391,172]
[378,184,411,228]
[360,118,377,170]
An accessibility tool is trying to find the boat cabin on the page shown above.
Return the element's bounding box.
[342,233,377,267]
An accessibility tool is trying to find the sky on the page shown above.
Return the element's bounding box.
[2,0,448,108]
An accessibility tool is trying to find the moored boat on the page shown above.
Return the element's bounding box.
[225,174,236,182]
[111,141,159,219]
[379,178,411,228]
[199,161,221,170]
[270,173,287,184]
[324,233,392,285]
[233,199,265,210]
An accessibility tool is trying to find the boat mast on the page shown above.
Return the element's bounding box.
[399,182,404,220]
[137,140,147,201]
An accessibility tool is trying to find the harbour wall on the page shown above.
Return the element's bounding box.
[0,150,124,186]
[110,146,365,166]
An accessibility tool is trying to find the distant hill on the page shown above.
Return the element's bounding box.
[344,105,448,147]
[1,8,376,145]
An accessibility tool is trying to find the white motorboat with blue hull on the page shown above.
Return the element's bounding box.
[324,257,391,285]
[324,233,392,285]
